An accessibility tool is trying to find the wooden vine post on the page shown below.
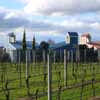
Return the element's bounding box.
[80,68,86,100]
[19,50,22,87]
[48,52,52,100]
[57,71,62,100]
[54,51,56,64]
[26,50,30,96]
[64,49,68,87]
[92,66,95,97]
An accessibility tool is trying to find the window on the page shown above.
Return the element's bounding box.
[9,36,15,43]
[66,35,70,44]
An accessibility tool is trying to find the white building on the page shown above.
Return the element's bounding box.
[0,33,38,62]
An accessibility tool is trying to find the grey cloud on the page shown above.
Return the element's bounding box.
[24,0,100,15]
[0,7,100,40]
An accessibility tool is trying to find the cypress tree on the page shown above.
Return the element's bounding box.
[32,36,36,50]
[32,36,36,64]
[22,29,27,51]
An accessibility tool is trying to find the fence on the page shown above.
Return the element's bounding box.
[0,49,100,100]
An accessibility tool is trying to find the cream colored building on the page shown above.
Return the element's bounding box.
[80,33,100,60]
[80,33,91,45]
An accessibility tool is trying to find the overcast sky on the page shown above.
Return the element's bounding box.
[0,0,100,43]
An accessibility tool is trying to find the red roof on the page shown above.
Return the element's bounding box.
[81,33,91,38]
[88,41,100,49]
[89,41,100,45]
[94,45,100,49]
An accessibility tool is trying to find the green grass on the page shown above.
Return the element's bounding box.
[0,62,100,100]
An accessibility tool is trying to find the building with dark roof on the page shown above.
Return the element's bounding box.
[49,32,78,61]
[50,32,78,50]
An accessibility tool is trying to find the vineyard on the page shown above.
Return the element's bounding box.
[0,50,100,100]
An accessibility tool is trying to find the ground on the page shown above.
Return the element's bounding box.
[17,97,33,100]
[89,96,100,100]
[0,62,100,100]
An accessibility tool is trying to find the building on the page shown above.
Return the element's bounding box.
[50,32,78,50]
[80,33,91,45]
[50,32,78,61]
[87,41,100,60]
[80,33,100,60]
[65,32,78,45]
[0,32,39,62]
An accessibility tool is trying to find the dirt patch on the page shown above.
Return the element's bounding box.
[89,96,100,100]
[17,97,34,100]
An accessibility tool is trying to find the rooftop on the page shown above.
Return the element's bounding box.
[8,32,15,37]
[88,41,100,46]
[68,32,78,36]
[88,41,100,49]
[50,41,73,50]
[11,41,39,49]
[81,33,91,38]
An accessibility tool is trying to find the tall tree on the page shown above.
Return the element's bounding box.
[40,41,49,78]
[32,36,36,64]
[22,29,27,51]
[40,41,49,51]
[40,41,49,63]
[32,36,36,50]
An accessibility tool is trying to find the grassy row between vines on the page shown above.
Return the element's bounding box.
[0,62,100,100]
